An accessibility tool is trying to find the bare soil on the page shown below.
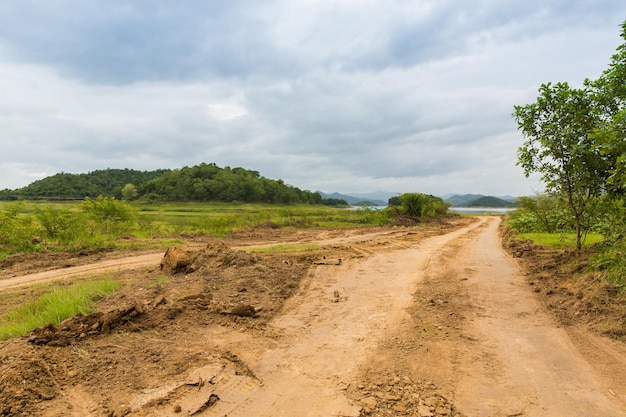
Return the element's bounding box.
[1,216,625,417]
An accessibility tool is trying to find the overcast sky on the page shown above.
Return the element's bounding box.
[1,1,625,197]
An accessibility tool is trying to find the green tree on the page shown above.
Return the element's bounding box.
[121,183,138,201]
[514,82,606,249]
[588,22,626,196]
[509,194,571,233]
[398,193,447,218]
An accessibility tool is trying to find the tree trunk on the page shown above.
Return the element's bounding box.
[575,212,582,250]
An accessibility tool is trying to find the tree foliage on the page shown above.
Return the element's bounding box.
[322,198,349,206]
[121,183,138,201]
[514,82,605,249]
[0,163,322,205]
[508,194,571,233]
[398,193,448,218]
[512,20,626,252]
[0,169,168,200]
[588,21,626,197]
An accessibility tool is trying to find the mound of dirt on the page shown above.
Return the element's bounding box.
[159,247,191,273]
[27,303,145,347]
[0,237,322,416]
[160,242,261,275]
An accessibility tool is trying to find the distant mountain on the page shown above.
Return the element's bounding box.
[318,192,387,206]
[465,196,517,208]
[345,191,398,203]
[445,194,518,207]
[444,194,485,207]
[497,195,518,202]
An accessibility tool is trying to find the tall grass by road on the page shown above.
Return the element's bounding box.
[0,200,392,259]
[0,278,121,340]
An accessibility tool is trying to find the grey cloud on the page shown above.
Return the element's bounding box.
[2,0,619,86]
[0,1,294,84]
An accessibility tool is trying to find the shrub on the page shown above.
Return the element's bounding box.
[81,196,137,236]
[0,203,39,255]
[399,193,448,218]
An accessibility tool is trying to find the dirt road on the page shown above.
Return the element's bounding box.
[2,216,625,417]
[196,216,625,417]
[421,217,626,416]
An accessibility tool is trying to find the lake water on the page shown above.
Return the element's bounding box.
[449,207,515,215]
[350,206,515,215]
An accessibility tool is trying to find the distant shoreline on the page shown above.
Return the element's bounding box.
[449,207,514,214]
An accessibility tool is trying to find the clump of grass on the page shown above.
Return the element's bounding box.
[148,275,170,288]
[0,278,122,340]
[245,243,321,253]
[518,232,603,248]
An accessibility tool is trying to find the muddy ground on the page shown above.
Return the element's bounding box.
[1,216,625,416]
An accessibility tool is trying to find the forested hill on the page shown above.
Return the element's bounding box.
[0,163,322,204]
[0,168,169,200]
[465,196,516,208]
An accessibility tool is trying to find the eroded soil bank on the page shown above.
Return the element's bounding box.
[1,216,625,417]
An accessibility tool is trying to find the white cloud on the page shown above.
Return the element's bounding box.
[1,1,625,196]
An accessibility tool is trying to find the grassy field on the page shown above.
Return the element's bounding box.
[0,201,394,340]
[517,232,604,249]
[0,200,392,259]
[134,202,390,235]
[0,277,121,340]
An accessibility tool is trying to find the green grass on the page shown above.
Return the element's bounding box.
[518,232,604,248]
[134,202,391,236]
[1,201,392,259]
[147,275,170,287]
[0,278,122,340]
[245,243,322,253]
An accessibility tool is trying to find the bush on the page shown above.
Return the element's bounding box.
[0,203,39,255]
[81,196,137,236]
[35,205,86,243]
[399,193,448,218]
[508,194,572,233]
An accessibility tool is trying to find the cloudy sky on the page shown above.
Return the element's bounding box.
[1,1,625,197]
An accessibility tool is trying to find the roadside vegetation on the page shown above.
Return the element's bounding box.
[0,277,121,341]
[0,192,451,340]
[0,192,450,261]
[508,21,626,292]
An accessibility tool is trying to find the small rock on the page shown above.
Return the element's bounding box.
[424,396,439,407]
[152,295,166,308]
[418,404,433,417]
[435,405,451,415]
[230,304,257,318]
[361,397,377,413]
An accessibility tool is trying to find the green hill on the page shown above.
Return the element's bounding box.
[465,196,516,208]
[318,192,386,206]
[0,168,169,200]
[0,163,321,204]
[445,194,485,206]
